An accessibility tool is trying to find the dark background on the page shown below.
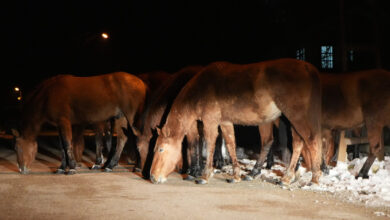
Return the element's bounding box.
[2,0,390,129]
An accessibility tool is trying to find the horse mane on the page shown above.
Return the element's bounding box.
[142,65,203,133]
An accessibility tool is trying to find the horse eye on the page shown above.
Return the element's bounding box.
[159,148,164,153]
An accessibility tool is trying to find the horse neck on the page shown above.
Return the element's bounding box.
[163,105,194,140]
[21,119,42,141]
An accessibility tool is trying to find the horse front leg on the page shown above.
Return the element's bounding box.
[195,121,219,185]
[57,118,77,175]
[185,121,203,180]
[220,122,241,183]
[72,125,85,168]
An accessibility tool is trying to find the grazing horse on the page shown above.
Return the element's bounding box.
[321,69,390,178]
[102,71,171,171]
[150,58,322,185]
[13,72,147,174]
[136,66,203,178]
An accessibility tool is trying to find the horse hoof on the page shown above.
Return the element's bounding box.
[243,175,254,181]
[195,179,208,185]
[91,164,102,170]
[133,167,142,173]
[355,173,369,179]
[226,178,241,183]
[104,167,113,172]
[67,169,77,175]
[184,175,195,181]
[55,169,65,174]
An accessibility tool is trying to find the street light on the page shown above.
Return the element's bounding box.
[14,86,22,101]
[101,33,109,39]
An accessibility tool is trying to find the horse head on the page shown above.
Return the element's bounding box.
[150,127,182,184]
[12,129,38,174]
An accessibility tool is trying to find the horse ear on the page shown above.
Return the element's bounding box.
[156,127,162,136]
[162,127,170,137]
[131,127,141,137]
[11,129,20,137]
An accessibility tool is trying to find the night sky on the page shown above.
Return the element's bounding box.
[3,0,390,101]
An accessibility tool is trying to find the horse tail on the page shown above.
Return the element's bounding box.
[307,63,322,137]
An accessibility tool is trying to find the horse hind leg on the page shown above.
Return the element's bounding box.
[357,125,383,179]
[91,123,105,169]
[104,117,128,172]
[219,122,241,183]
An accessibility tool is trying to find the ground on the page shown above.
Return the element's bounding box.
[0,135,389,220]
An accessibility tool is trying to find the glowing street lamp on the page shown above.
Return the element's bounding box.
[14,86,22,101]
[101,33,109,39]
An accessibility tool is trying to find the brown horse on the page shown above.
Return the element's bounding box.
[136,66,203,177]
[321,69,390,178]
[71,71,171,172]
[150,58,322,185]
[13,72,147,174]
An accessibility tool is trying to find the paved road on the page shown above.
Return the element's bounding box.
[0,136,389,220]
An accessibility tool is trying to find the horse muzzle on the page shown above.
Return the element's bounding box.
[150,174,167,184]
[19,166,30,175]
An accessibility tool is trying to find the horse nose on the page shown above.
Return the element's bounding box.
[19,166,29,175]
[150,175,159,184]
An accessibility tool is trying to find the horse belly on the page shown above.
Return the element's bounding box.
[222,100,281,125]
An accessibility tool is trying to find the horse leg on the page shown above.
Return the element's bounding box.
[92,123,105,169]
[56,136,67,174]
[72,125,85,168]
[244,122,273,181]
[105,119,114,153]
[278,118,291,166]
[195,121,219,185]
[185,121,203,180]
[357,124,382,179]
[281,128,304,185]
[58,118,77,175]
[219,122,241,183]
[104,117,128,172]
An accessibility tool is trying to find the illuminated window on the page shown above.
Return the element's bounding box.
[321,46,334,69]
[296,48,305,61]
[349,50,354,62]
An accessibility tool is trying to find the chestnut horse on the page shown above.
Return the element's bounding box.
[321,69,390,178]
[13,72,147,174]
[136,66,203,177]
[150,58,322,185]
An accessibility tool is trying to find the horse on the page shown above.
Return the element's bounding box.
[135,66,203,178]
[320,69,390,178]
[150,58,322,185]
[101,71,172,172]
[13,72,148,174]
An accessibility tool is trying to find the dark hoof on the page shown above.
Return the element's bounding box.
[133,167,142,173]
[355,173,369,179]
[195,179,208,184]
[67,169,77,175]
[104,167,113,172]
[226,178,240,183]
[184,175,196,181]
[243,175,254,181]
[55,169,65,174]
[91,164,102,170]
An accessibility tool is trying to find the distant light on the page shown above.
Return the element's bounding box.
[17,96,21,101]
[101,33,109,39]
[14,87,20,92]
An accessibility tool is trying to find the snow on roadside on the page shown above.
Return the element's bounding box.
[217,156,390,208]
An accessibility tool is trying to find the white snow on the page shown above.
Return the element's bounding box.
[217,156,390,209]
